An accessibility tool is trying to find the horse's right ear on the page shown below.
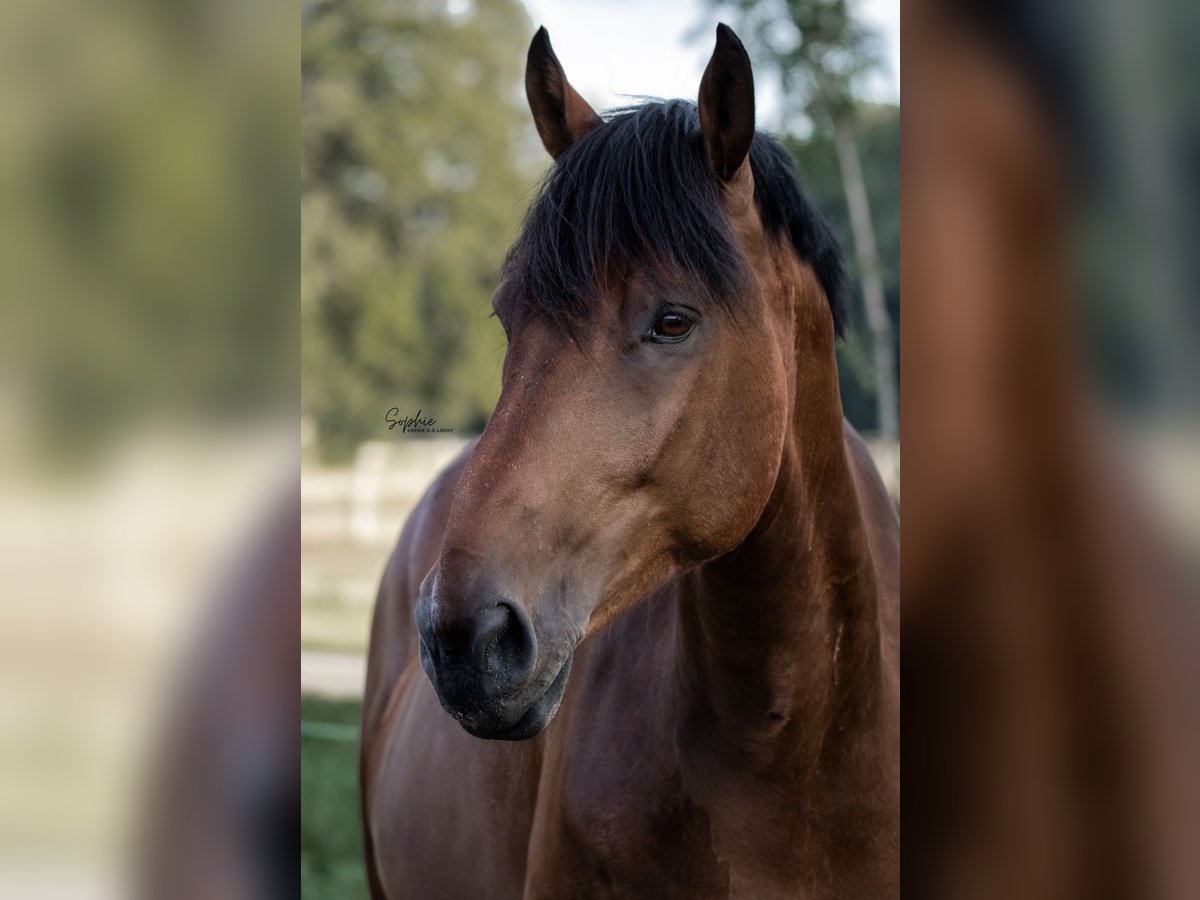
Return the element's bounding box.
[525,27,602,160]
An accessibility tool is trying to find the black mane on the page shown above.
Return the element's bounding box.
[504,99,847,336]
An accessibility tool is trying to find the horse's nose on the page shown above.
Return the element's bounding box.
[416,579,537,702]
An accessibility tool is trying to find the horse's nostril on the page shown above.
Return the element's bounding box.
[470,604,507,666]
[471,602,536,690]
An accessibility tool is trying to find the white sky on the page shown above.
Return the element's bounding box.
[520,0,899,132]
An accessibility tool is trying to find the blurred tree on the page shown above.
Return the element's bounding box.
[2,0,297,469]
[706,0,898,439]
[786,104,898,433]
[302,0,534,462]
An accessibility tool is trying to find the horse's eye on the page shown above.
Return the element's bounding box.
[650,312,694,342]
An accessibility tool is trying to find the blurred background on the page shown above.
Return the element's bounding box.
[300,1,898,896]
[0,0,297,896]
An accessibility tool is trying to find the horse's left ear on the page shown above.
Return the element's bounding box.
[698,24,756,183]
[526,27,602,160]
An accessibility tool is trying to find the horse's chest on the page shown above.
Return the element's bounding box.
[526,605,804,896]
[527,685,724,892]
[545,753,730,898]
[538,712,839,899]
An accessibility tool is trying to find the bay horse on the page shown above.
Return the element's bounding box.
[361,25,899,899]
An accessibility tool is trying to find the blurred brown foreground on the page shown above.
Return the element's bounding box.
[904,1,1200,898]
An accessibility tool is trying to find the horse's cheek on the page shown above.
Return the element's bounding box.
[735,344,790,501]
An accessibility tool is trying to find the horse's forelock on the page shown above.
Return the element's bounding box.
[503,99,846,337]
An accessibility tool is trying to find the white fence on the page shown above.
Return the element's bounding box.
[302,438,470,545]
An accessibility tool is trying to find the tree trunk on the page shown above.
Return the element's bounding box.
[832,116,898,441]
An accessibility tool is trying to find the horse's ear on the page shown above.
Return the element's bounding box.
[698,24,756,183]
[525,27,602,160]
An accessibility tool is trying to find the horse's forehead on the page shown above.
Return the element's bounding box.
[500,263,676,331]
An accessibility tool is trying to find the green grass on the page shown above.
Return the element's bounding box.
[302,694,367,900]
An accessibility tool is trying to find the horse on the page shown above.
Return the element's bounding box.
[360,24,899,899]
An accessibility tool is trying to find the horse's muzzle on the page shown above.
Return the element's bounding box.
[415,575,571,740]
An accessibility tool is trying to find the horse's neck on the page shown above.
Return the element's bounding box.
[675,349,884,770]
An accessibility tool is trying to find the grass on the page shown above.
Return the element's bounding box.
[301,694,367,900]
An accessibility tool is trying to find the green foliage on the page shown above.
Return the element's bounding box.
[786,106,899,430]
[302,0,535,462]
[4,0,297,469]
[301,695,367,900]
